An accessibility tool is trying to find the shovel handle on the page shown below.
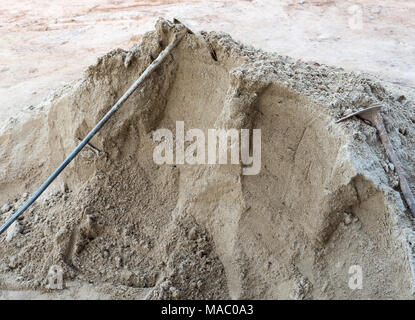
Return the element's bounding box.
[373,113,415,217]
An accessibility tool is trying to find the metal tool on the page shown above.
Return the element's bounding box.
[336,104,415,217]
[0,22,189,236]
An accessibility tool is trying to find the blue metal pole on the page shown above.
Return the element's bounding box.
[0,33,184,236]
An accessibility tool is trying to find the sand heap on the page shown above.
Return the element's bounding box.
[1,19,415,299]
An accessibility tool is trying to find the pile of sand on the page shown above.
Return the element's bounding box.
[0,19,415,299]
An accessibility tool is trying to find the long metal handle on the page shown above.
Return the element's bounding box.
[0,32,185,236]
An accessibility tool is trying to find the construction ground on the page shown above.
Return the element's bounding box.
[0,0,414,299]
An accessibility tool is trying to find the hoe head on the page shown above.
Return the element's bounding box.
[335,104,382,124]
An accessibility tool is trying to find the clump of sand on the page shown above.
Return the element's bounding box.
[1,18,415,299]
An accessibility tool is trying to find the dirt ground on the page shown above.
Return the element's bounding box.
[1,2,415,301]
[0,17,415,299]
[0,0,414,126]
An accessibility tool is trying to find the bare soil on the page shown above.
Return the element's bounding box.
[1,0,414,126]
[1,19,415,299]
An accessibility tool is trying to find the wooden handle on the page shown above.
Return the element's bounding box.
[373,113,415,216]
